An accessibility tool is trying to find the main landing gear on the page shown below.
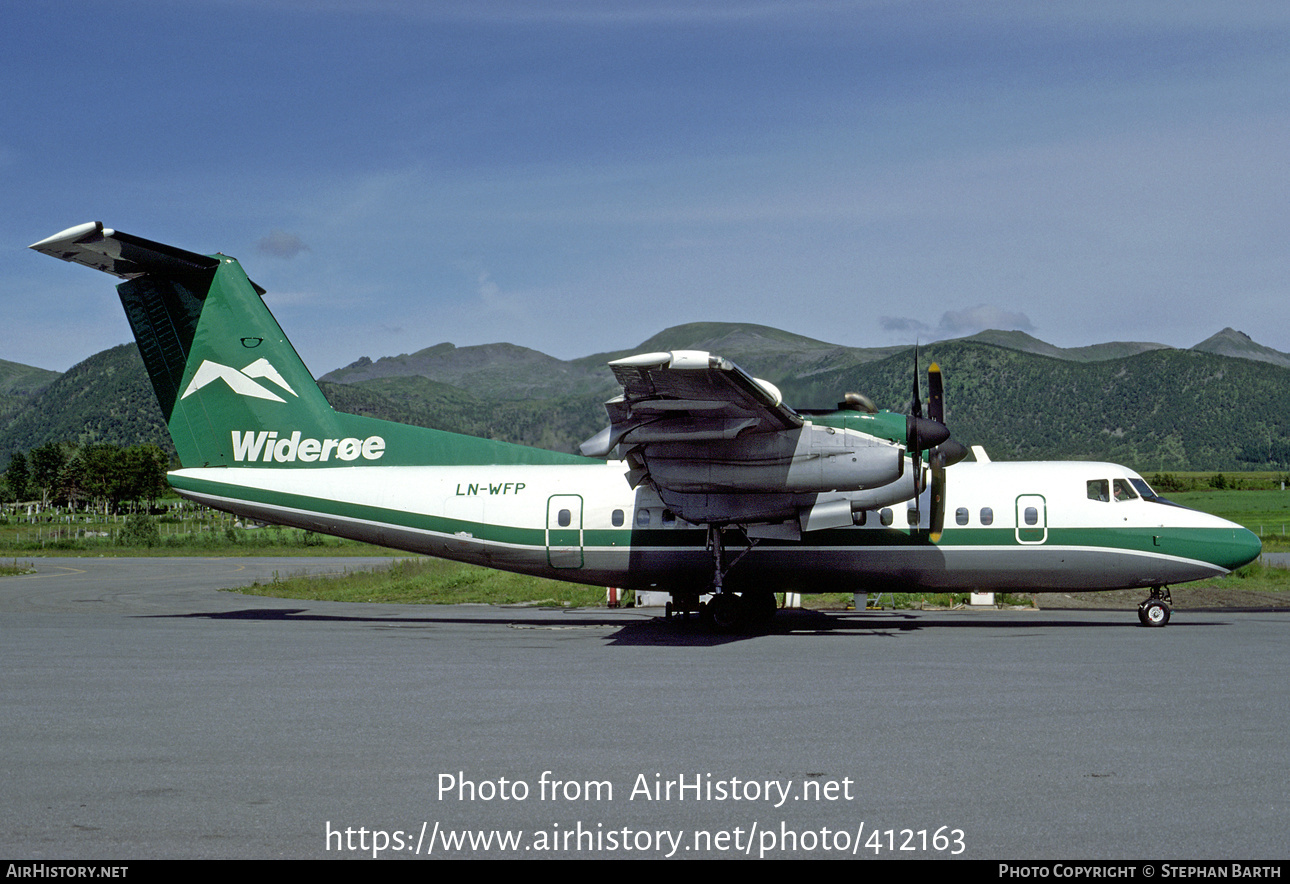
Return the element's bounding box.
[1138,585,1172,627]
[702,589,778,632]
[694,525,776,632]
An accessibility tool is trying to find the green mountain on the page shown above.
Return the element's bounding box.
[957,330,1170,362]
[777,341,1290,470]
[0,357,59,396]
[319,375,605,454]
[0,357,61,434]
[1191,328,1290,368]
[322,342,614,400]
[0,344,172,460]
[572,322,905,380]
[5,324,1290,471]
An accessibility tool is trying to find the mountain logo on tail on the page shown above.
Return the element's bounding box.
[181,358,298,402]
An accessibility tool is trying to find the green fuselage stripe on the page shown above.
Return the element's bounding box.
[169,472,1248,569]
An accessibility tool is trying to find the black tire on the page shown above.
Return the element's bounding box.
[1139,599,1171,627]
[707,594,744,632]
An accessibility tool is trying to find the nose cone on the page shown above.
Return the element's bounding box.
[1155,508,1263,580]
[1216,526,1263,572]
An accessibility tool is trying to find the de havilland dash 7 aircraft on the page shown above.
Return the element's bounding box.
[31,223,1261,629]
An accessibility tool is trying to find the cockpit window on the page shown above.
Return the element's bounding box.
[1087,479,1110,502]
[1129,478,1158,500]
[1113,479,1138,501]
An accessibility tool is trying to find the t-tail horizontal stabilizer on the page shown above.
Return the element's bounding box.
[30,222,224,285]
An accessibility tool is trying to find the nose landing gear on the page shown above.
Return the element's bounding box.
[1138,586,1172,627]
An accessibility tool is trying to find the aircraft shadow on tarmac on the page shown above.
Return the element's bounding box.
[144,606,1237,647]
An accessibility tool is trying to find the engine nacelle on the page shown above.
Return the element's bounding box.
[798,471,925,532]
[641,423,905,494]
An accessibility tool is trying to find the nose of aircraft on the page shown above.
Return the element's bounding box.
[1216,525,1263,572]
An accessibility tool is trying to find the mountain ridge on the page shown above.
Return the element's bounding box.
[322,323,1290,390]
[5,325,1290,471]
[1191,327,1290,368]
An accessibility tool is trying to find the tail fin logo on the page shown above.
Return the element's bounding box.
[181,358,298,403]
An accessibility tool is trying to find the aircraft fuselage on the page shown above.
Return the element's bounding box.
[169,456,1259,597]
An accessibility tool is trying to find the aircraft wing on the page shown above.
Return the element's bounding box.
[579,350,802,458]
[581,348,920,527]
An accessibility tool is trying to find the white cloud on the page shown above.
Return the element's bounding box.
[880,316,931,335]
[936,305,1036,337]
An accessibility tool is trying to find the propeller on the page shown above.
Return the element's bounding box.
[907,348,950,493]
[833,351,958,537]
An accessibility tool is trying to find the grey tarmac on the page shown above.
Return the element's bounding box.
[2,557,1287,859]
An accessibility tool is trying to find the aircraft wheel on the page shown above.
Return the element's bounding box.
[707,594,744,633]
[1138,599,1171,627]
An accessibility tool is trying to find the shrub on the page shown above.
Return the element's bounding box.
[118,512,161,548]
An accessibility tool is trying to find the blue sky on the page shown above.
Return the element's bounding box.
[5,1,1287,375]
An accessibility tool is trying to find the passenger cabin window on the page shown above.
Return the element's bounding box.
[980,507,993,526]
[636,508,651,527]
[880,508,894,527]
[1023,506,1039,526]
[955,507,969,526]
[906,507,919,527]
[611,509,624,527]
[661,509,677,527]
[557,509,572,528]
[1088,479,1110,502]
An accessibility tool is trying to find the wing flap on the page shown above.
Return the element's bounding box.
[581,350,801,457]
[609,349,799,426]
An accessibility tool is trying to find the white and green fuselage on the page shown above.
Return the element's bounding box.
[30,223,1260,601]
[169,457,1259,595]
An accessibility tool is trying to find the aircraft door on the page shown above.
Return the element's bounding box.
[546,495,584,569]
[1015,494,1047,544]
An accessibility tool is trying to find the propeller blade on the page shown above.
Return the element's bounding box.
[908,346,923,490]
[928,464,947,542]
[928,361,944,425]
[911,346,922,419]
[925,360,955,542]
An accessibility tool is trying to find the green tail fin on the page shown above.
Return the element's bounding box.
[31,223,586,469]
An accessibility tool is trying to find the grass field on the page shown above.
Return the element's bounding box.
[0,509,404,557]
[1168,489,1290,550]
[235,556,609,606]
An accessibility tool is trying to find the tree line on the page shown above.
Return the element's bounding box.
[2,441,171,514]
